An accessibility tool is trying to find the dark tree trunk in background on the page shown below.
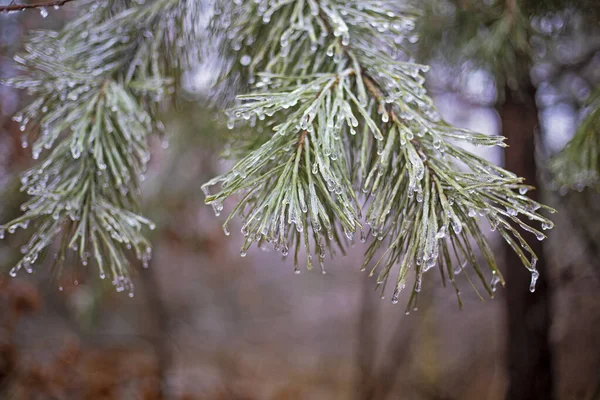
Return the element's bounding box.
[500,85,555,400]
[140,258,171,400]
[355,278,378,400]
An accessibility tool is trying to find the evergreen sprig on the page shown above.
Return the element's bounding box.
[203,0,556,306]
[550,89,600,193]
[419,0,532,90]
[2,0,201,294]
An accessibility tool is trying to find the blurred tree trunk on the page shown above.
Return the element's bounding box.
[355,278,378,400]
[140,258,171,400]
[499,85,555,400]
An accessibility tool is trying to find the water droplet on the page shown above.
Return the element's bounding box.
[452,221,462,234]
[536,232,545,241]
[435,226,446,239]
[40,7,48,18]
[416,191,423,203]
[491,275,501,292]
[530,270,539,293]
[344,229,354,241]
[317,258,327,274]
[360,229,367,243]
[541,221,554,230]
[423,257,437,271]
[391,286,401,304]
[240,55,252,66]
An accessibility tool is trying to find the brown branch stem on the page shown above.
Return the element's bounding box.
[0,0,75,12]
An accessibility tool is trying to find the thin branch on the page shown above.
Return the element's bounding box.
[0,0,75,12]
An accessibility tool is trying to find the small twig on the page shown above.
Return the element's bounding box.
[0,0,75,12]
[297,130,308,148]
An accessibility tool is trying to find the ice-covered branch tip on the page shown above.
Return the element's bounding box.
[0,0,75,13]
[205,0,556,307]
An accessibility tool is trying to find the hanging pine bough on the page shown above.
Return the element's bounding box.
[202,0,556,308]
[2,0,201,295]
[550,89,600,193]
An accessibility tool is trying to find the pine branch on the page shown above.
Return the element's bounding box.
[204,0,556,306]
[1,0,201,294]
[550,89,600,192]
[419,0,532,91]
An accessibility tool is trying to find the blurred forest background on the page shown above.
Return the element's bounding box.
[1,1,600,399]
